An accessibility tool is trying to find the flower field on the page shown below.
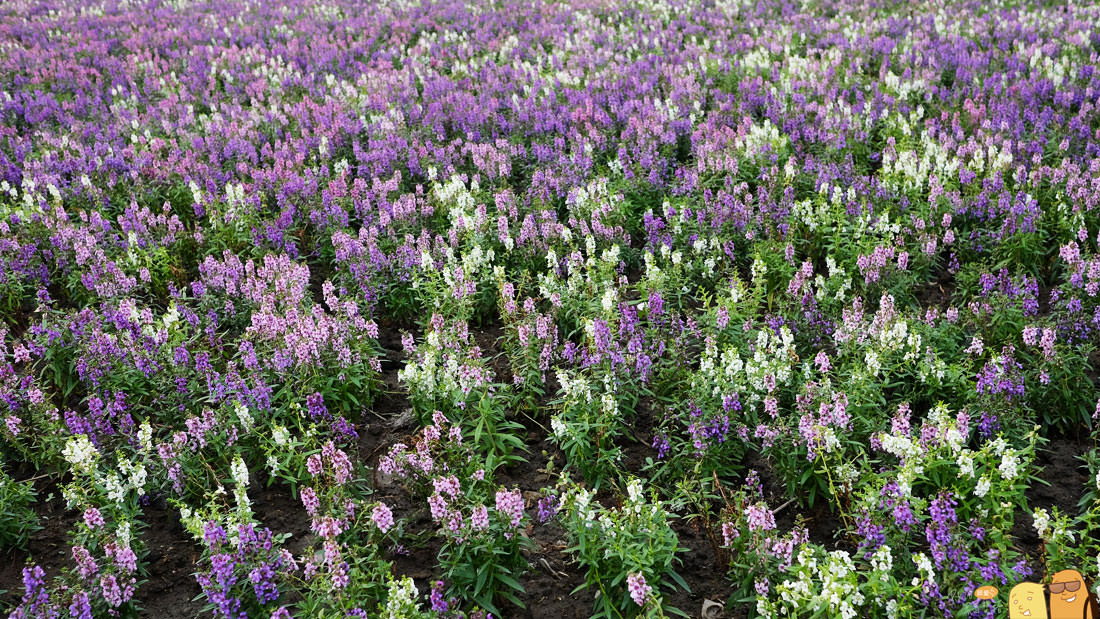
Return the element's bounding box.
[3,0,1100,617]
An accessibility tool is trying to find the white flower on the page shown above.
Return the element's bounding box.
[871,545,893,573]
[990,437,1008,456]
[601,288,617,313]
[104,473,126,503]
[998,451,1019,480]
[272,425,289,446]
[1032,508,1050,538]
[601,393,618,418]
[864,350,881,376]
[231,455,249,488]
[912,552,934,583]
[381,576,422,618]
[137,422,153,452]
[235,402,253,432]
[751,256,767,281]
[62,435,99,474]
[234,486,251,513]
[879,433,919,460]
[974,476,991,498]
[626,479,644,504]
[128,462,148,492]
[957,453,974,478]
[117,520,132,549]
[62,484,81,508]
[944,427,964,453]
[550,416,567,439]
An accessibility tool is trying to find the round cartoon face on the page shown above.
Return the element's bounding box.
[1010,582,1047,619]
[1049,569,1087,619]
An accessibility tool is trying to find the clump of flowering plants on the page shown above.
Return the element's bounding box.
[0,458,39,551]
[382,411,531,615]
[1032,446,1100,599]
[8,435,150,618]
[755,404,1041,618]
[716,470,810,607]
[558,477,690,618]
[398,313,526,464]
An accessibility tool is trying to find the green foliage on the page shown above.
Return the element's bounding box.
[559,478,689,619]
[0,462,39,551]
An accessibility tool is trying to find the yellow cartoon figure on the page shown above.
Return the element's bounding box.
[1010,582,1048,619]
[1049,569,1094,619]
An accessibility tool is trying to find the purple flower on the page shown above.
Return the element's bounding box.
[430,580,450,613]
[536,495,560,523]
[301,487,320,516]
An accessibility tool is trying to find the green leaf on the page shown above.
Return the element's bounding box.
[496,571,523,592]
[667,570,690,593]
[475,564,490,595]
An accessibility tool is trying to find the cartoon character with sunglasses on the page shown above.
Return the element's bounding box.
[1049,570,1097,619]
[1003,571,1099,619]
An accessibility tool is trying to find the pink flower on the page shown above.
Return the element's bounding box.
[371,503,394,533]
[745,502,776,532]
[83,508,105,529]
[470,505,489,531]
[306,454,323,476]
[627,572,651,606]
[721,522,740,546]
[495,488,525,528]
[433,475,461,498]
[312,516,344,539]
[72,545,99,580]
[330,561,349,590]
[301,487,320,516]
[328,446,352,485]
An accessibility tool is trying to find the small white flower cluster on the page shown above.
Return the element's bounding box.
[767,546,865,619]
[911,552,935,586]
[695,325,796,406]
[62,435,99,474]
[235,401,253,432]
[381,576,425,619]
[103,457,149,505]
[1032,508,1050,537]
[870,545,893,575]
[231,454,251,514]
[875,404,1036,503]
[565,478,665,534]
[568,486,599,527]
[272,425,289,446]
